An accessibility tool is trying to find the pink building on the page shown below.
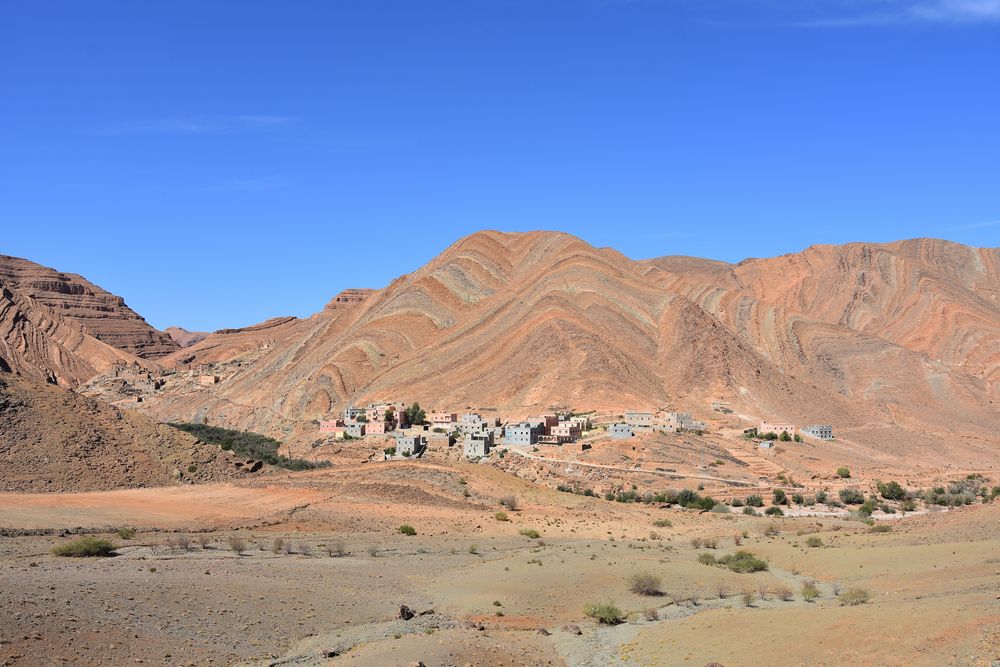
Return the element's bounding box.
[366,420,391,435]
[430,412,457,424]
[759,421,796,436]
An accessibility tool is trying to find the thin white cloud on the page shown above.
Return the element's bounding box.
[792,0,1000,26]
[97,115,296,136]
[945,219,1000,231]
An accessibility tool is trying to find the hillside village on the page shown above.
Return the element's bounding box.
[316,400,834,464]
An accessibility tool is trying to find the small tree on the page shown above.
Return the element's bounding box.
[404,403,427,426]
[877,480,906,500]
[772,489,787,505]
[746,494,764,507]
[779,430,791,442]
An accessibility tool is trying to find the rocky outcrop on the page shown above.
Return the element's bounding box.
[0,371,263,492]
[0,255,179,359]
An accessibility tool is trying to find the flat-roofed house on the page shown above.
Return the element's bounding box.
[610,423,633,439]
[394,434,426,457]
[759,421,796,437]
[624,410,654,429]
[463,431,494,459]
[504,422,540,446]
[429,412,457,425]
[801,425,833,440]
[319,419,344,434]
[540,422,580,444]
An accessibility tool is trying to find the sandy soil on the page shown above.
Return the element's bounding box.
[1,461,998,666]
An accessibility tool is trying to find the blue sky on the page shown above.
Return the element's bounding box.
[2,1,997,331]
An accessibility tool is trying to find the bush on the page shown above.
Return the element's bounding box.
[763,523,780,537]
[227,536,246,555]
[272,537,284,554]
[776,585,794,601]
[519,528,541,539]
[805,536,823,547]
[870,523,891,533]
[652,518,672,528]
[468,544,479,554]
[839,488,864,504]
[168,422,326,471]
[116,527,136,540]
[697,552,717,565]
[494,511,509,522]
[801,580,820,602]
[836,467,851,478]
[52,537,116,558]
[399,524,417,536]
[791,493,804,505]
[628,571,663,596]
[839,587,871,606]
[764,506,784,516]
[746,494,764,507]
[815,490,828,504]
[771,489,787,505]
[499,496,521,511]
[716,550,768,573]
[730,497,744,507]
[877,480,906,500]
[742,507,757,516]
[741,589,755,607]
[584,601,624,625]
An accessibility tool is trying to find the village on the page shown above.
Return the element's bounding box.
[318,402,835,463]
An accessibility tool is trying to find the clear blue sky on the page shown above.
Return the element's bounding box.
[2,1,997,331]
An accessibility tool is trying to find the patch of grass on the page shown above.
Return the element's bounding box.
[801,580,820,602]
[399,524,417,536]
[494,511,509,522]
[584,601,624,625]
[840,587,871,606]
[697,552,717,565]
[116,527,136,540]
[519,528,540,539]
[870,523,892,533]
[168,422,328,471]
[628,571,663,596]
[652,518,672,528]
[52,537,116,558]
[805,536,823,547]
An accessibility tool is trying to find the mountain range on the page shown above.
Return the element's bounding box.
[2,232,998,470]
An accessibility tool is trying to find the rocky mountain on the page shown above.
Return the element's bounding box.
[0,276,140,388]
[122,231,998,468]
[165,326,210,349]
[0,371,260,492]
[0,255,178,359]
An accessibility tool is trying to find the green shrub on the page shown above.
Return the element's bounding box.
[730,497,744,507]
[168,423,327,471]
[836,467,851,478]
[494,511,509,522]
[584,601,624,625]
[839,587,871,606]
[815,490,828,504]
[791,493,804,505]
[805,536,823,548]
[519,528,540,539]
[764,506,784,516]
[628,571,663,596]
[877,480,906,500]
[697,552,717,565]
[901,498,917,512]
[742,506,757,516]
[839,489,864,504]
[772,489,787,505]
[746,494,764,507]
[399,524,417,536]
[52,537,116,557]
[652,518,672,528]
[870,523,891,533]
[116,527,136,540]
[716,550,768,573]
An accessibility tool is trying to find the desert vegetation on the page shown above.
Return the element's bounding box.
[168,423,327,470]
[52,537,116,557]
